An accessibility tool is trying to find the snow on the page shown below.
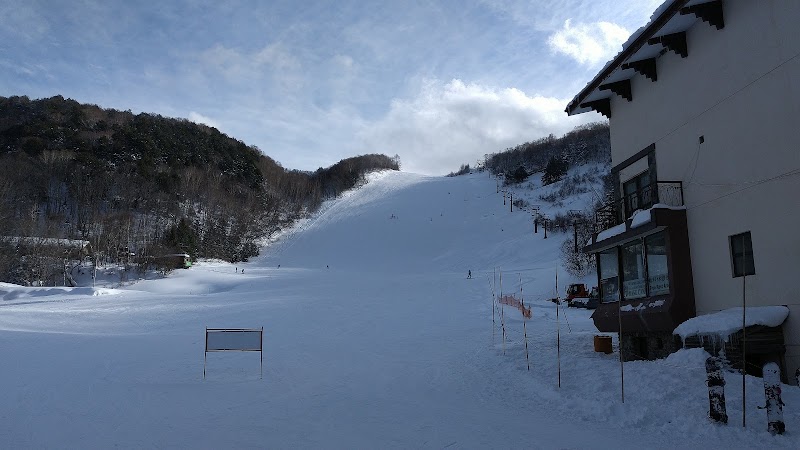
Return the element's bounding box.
[630,208,651,228]
[1,170,798,448]
[652,202,687,211]
[596,222,626,241]
[620,299,664,312]
[675,306,791,341]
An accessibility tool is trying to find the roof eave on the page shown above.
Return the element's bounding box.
[565,0,690,116]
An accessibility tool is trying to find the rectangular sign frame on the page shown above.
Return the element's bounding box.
[204,327,263,379]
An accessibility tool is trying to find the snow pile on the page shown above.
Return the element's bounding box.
[620,299,664,312]
[629,209,651,228]
[596,222,626,241]
[0,283,121,302]
[674,306,790,340]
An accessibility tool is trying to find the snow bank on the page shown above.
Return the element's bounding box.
[596,222,626,242]
[674,306,790,340]
[629,209,651,228]
[0,283,121,301]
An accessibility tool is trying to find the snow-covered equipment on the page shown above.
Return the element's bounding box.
[565,283,589,302]
[705,356,728,424]
[762,362,785,435]
[573,288,600,309]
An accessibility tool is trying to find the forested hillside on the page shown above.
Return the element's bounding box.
[0,95,398,284]
[483,122,610,180]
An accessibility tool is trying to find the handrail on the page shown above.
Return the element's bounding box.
[593,181,684,233]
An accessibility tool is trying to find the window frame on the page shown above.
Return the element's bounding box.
[622,170,654,216]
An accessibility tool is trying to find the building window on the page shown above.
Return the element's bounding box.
[622,240,646,299]
[645,232,670,295]
[623,170,653,215]
[598,248,619,303]
[730,232,755,277]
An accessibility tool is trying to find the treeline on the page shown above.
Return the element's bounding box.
[0,95,398,285]
[482,122,610,181]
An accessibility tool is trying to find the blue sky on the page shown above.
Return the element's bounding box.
[0,0,662,174]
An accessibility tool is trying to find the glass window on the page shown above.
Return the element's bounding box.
[730,232,755,277]
[622,170,653,217]
[645,232,670,295]
[622,241,646,299]
[598,248,619,303]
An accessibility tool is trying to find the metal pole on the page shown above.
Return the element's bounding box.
[557,294,561,388]
[204,327,208,380]
[619,295,625,403]
[492,273,496,340]
[500,270,505,355]
[261,327,264,379]
[742,270,747,427]
[520,275,530,371]
[556,268,561,387]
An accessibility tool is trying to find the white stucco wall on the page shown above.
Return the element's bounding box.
[607,0,800,378]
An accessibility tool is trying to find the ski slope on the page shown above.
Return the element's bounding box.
[1,170,798,449]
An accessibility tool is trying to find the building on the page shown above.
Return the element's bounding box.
[566,0,800,379]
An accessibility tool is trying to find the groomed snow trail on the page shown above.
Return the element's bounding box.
[1,171,798,448]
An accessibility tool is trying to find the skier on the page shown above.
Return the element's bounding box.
[468,270,472,279]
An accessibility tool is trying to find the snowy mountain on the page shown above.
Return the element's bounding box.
[0,169,797,448]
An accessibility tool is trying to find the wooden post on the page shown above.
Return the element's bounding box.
[510,193,513,212]
[705,356,728,424]
[763,362,785,435]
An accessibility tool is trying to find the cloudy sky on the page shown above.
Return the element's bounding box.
[0,0,662,174]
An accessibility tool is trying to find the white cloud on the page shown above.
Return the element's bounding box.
[197,42,304,91]
[357,79,598,175]
[188,111,221,130]
[547,19,630,66]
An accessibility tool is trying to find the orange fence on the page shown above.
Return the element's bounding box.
[498,295,531,319]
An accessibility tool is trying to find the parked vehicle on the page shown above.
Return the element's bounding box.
[566,284,599,309]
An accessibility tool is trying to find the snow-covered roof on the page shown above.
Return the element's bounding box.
[595,222,626,242]
[674,306,790,341]
[566,0,723,116]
